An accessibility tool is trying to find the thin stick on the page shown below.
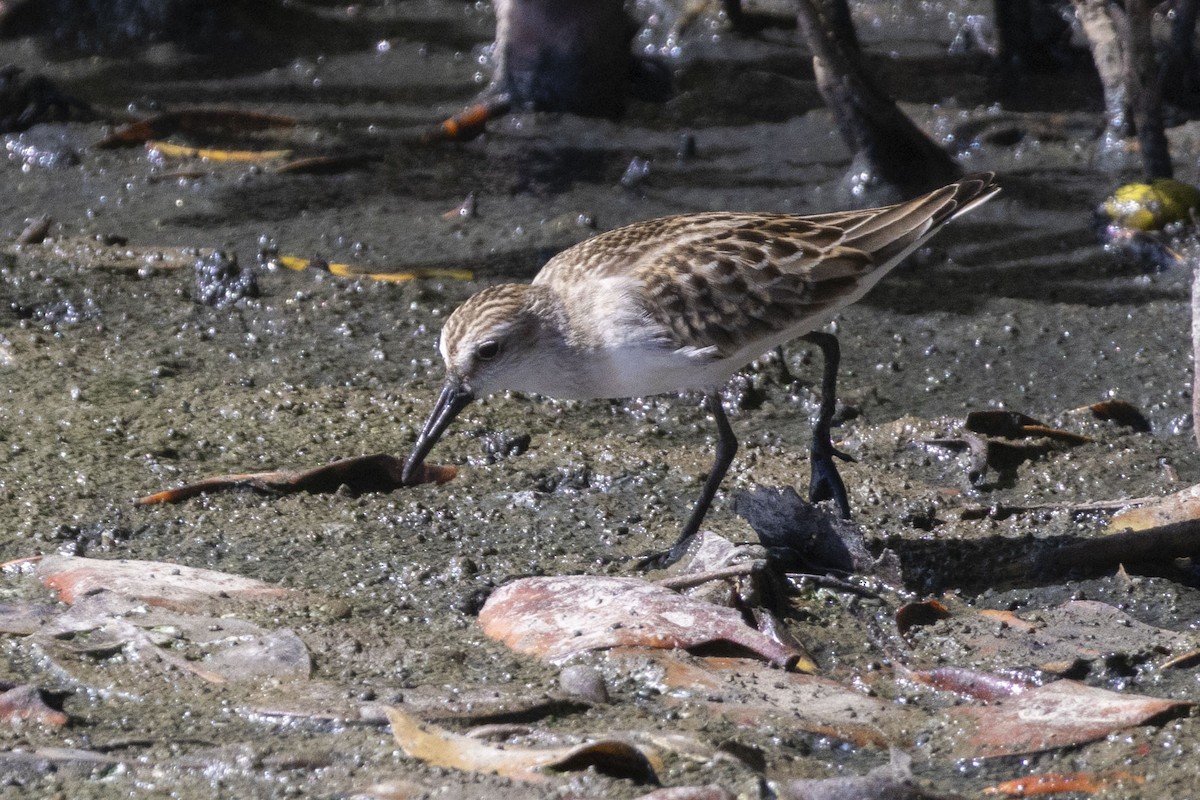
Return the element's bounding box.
[1193,252,1200,448]
[655,561,764,590]
[958,495,1161,520]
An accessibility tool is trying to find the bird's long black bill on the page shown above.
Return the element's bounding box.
[402,382,474,484]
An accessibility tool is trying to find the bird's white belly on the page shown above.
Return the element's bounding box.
[539,344,739,400]
[527,273,834,400]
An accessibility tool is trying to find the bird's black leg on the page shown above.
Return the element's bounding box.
[662,391,739,565]
[801,331,853,519]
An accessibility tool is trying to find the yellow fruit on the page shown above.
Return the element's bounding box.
[1102,179,1200,231]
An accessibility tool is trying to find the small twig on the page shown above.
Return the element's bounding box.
[655,561,765,590]
[784,572,886,600]
[1160,648,1200,670]
[1193,251,1200,448]
[959,495,1159,520]
[1035,518,1200,575]
[0,555,43,572]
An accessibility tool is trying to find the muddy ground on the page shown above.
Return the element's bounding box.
[2,0,1200,797]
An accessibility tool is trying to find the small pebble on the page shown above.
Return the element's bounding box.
[558,664,608,704]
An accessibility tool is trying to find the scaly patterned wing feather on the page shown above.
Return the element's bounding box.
[633,214,875,355]
[535,173,999,356]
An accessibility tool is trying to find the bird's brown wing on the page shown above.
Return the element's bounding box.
[634,215,875,355]
[537,173,999,356]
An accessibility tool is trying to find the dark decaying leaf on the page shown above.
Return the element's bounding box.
[479,576,804,668]
[134,454,455,506]
[273,154,379,175]
[1084,399,1151,432]
[247,681,591,731]
[15,215,51,245]
[732,486,874,573]
[924,409,1096,489]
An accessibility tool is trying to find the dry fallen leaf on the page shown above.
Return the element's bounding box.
[901,666,1034,702]
[12,590,312,687]
[1107,483,1200,532]
[982,769,1144,796]
[904,600,1197,676]
[146,140,292,162]
[777,751,923,800]
[479,576,805,668]
[620,650,914,749]
[946,679,1191,758]
[383,705,658,783]
[0,685,68,727]
[36,555,289,612]
[635,788,736,800]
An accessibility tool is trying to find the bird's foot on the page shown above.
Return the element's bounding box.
[809,443,854,520]
[632,534,697,572]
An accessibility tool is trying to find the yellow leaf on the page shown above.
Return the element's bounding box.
[146,140,292,162]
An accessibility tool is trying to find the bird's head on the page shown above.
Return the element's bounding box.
[403,284,557,484]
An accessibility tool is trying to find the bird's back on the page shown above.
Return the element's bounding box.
[532,174,999,360]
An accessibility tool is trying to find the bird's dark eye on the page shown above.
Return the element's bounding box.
[475,340,501,361]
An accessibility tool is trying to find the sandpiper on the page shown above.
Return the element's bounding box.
[403,174,999,560]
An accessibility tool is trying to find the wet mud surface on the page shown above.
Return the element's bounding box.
[2,0,1200,797]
